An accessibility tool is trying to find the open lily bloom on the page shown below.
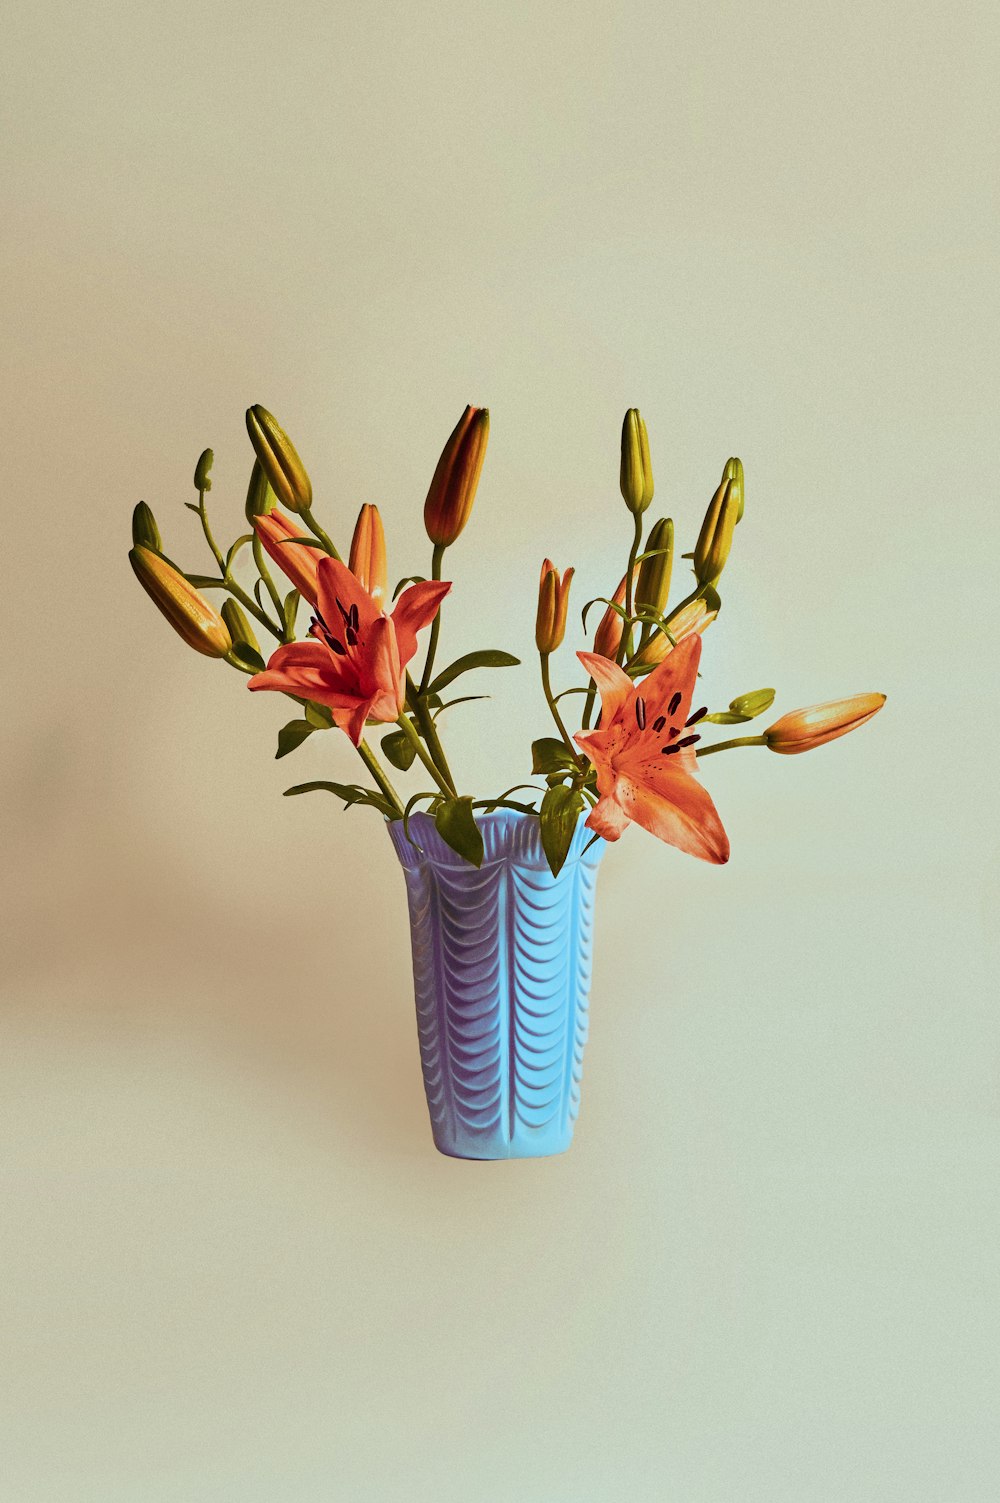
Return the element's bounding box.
[249,555,450,744]
[574,634,729,864]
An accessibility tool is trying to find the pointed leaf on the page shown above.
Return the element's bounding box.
[283,589,300,638]
[229,641,265,672]
[539,785,585,877]
[185,573,226,589]
[304,700,334,728]
[276,536,328,549]
[392,574,427,600]
[276,718,317,758]
[531,737,576,775]
[225,533,254,571]
[426,650,520,696]
[381,729,417,771]
[434,797,485,868]
[284,781,394,817]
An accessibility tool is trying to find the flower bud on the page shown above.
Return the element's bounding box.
[129,546,232,658]
[245,405,312,514]
[220,598,260,656]
[592,567,637,659]
[619,408,653,515]
[131,501,161,552]
[252,507,321,605]
[722,456,744,523]
[633,593,718,667]
[764,694,886,754]
[244,458,277,523]
[423,405,490,547]
[729,687,775,718]
[693,477,738,585]
[635,517,673,617]
[194,449,214,493]
[535,558,574,654]
[348,503,387,604]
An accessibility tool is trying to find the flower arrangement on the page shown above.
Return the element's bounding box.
[129,404,885,874]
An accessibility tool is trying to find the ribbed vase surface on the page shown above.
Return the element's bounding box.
[388,810,605,1159]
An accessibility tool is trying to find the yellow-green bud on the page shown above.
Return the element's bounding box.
[220,598,260,655]
[729,688,774,718]
[244,458,277,523]
[635,517,673,616]
[129,546,232,658]
[619,409,654,514]
[131,501,161,552]
[194,449,214,493]
[722,456,744,523]
[245,405,312,514]
[693,477,739,585]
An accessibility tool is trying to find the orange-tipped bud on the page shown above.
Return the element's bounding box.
[535,558,575,654]
[620,408,654,515]
[348,503,387,604]
[633,595,718,667]
[423,405,490,547]
[245,405,312,514]
[693,476,739,585]
[592,566,639,659]
[129,546,232,658]
[764,694,886,754]
[252,507,321,605]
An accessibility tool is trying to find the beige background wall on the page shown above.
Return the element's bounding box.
[3,1,999,1498]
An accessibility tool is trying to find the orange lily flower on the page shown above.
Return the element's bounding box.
[248,555,450,744]
[574,634,729,863]
[632,595,717,668]
[252,506,322,605]
[764,694,886,754]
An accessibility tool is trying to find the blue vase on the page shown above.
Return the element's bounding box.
[388,810,606,1160]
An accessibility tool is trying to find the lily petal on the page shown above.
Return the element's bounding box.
[316,556,381,640]
[359,614,404,713]
[585,794,630,842]
[615,768,730,864]
[391,579,452,668]
[576,651,633,723]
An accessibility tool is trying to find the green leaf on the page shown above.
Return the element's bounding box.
[282,589,300,637]
[434,797,485,868]
[229,642,265,672]
[225,533,254,571]
[276,536,328,549]
[432,694,488,718]
[185,573,226,589]
[705,711,752,725]
[381,729,417,770]
[304,701,334,729]
[531,736,576,775]
[183,502,202,515]
[729,688,775,718]
[426,650,520,696]
[276,718,316,758]
[392,574,427,600]
[539,785,585,877]
[284,781,394,817]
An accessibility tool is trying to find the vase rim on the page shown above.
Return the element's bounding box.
[386,805,606,872]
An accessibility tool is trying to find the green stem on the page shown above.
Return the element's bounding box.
[616,512,644,666]
[299,506,341,560]
[696,735,767,757]
[394,714,455,798]
[253,536,286,626]
[541,654,582,766]
[581,680,597,731]
[410,688,457,795]
[225,576,284,642]
[418,543,447,694]
[197,489,226,572]
[357,738,405,816]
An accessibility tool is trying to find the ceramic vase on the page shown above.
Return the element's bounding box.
[388,810,605,1160]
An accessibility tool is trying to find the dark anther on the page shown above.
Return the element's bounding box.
[662,743,681,755]
[328,636,347,656]
[335,596,351,625]
[345,625,358,647]
[685,706,708,727]
[652,715,666,732]
[349,604,359,631]
[667,726,680,740]
[668,691,682,716]
[676,733,701,748]
[635,696,646,730]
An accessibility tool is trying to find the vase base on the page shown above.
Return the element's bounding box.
[431,1128,575,1161]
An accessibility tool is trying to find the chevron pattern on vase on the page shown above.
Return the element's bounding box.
[388,810,605,1159]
